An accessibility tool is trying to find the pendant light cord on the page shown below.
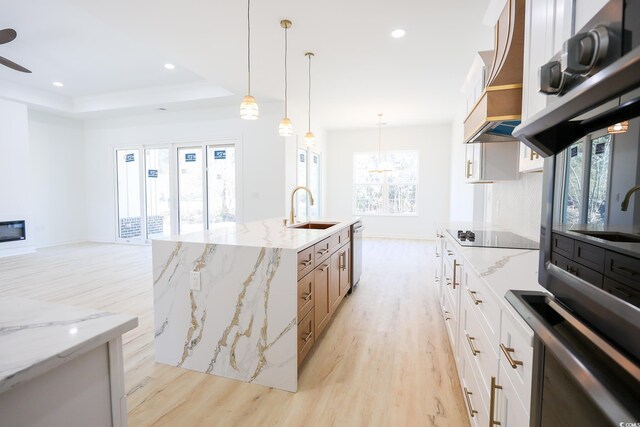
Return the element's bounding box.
[284,25,288,117]
[247,0,251,95]
[308,54,312,132]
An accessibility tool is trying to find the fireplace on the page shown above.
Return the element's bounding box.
[0,220,26,243]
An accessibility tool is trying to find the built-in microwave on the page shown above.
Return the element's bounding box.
[510,1,640,425]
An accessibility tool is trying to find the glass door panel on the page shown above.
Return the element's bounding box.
[296,148,308,220]
[309,152,320,218]
[587,135,612,225]
[116,149,143,240]
[145,148,171,238]
[563,141,585,225]
[207,145,236,226]
[178,147,204,234]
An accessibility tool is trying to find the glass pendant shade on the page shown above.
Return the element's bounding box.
[279,117,293,136]
[608,121,629,134]
[240,95,259,120]
[304,131,316,148]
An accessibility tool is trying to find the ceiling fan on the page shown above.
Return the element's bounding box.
[0,28,31,73]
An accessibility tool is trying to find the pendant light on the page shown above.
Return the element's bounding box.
[608,121,629,134]
[369,113,393,173]
[304,52,316,148]
[278,20,293,136]
[240,0,259,120]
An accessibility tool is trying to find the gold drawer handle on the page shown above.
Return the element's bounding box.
[500,343,523,368]
[463,387,478,418]
[447,250,454,255]
[466,333,480,356]
[490,376,503,426]
[301,254,312,267]
[319,264,329,272]
[317,248,329,255]
[467,289,483,305]
[302,292,312,301]
[302,332,313,342]
[452,260,459,289]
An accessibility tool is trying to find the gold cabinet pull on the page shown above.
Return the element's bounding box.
[453,260,460,289]
[319,264,329,272]
[302,331,313,342]
[466,160,473,178]
[301,254,312,267]
[445,277,452,287]
[317,247,329,255]
[490,376,503,426]
[467,289,483,305]
[466,333,480,356]
[463,387,478,418]
[500,343,523,368]
[302,292,312,301]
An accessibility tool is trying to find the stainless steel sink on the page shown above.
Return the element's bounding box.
[289,222,338,230]
[573,230,640,243]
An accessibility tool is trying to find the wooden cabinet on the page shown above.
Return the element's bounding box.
[464,142,519,183]
[296,225,354,365]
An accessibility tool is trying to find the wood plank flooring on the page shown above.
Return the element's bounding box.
[0,239,469,427]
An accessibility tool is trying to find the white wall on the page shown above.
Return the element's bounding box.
[324,124,451,239]
[0,99,32,256]
[28,110,87,247]
[83,103,294,242]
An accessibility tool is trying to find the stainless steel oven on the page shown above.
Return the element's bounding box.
[511,1,640,425]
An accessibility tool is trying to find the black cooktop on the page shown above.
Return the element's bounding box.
[447,229,539,250]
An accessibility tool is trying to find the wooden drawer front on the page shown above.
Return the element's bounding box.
[314,262,331,337]
[499,310,534,411]
[297,274,314,320]
[460,346,489,427]
[551,252,603,288]
[297,246,314,280]
[341,227,351,244]
[329,251,341,312]
[573,241,605,272]
[465,271,500,346]
[603,277,640,309]
[297,310,315,365]
[462,291,498,402]
[313,237,332,265]
[328,232,342,255]
[551,233,574,259]
[495,363,530,427]
[604,251,640,290]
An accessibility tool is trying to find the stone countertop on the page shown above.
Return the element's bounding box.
[441,225,547,338]
[153,217,361,250]
[0,297,137,394]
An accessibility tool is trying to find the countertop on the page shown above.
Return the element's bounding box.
[153,217,361,250]
[441,224,547,338]
[0,297,138,394]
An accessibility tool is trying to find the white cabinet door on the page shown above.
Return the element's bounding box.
[518,142,544,172]
[493,363,530,427]
[522,0,551,122]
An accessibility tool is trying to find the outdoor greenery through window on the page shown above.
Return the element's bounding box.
[353,151,418,215]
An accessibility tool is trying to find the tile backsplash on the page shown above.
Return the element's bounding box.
[487,172,544,241]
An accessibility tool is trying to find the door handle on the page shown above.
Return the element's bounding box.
[467,289,483,305]
[466,333,480,356]
[500,343,524,368]
[463,388,478,418]
[490,376,503,426]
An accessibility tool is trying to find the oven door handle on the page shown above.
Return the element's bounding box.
[506,291,640,425]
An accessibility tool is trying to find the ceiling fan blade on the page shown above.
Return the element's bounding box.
[0,28,17,45]
[0,56,31,73]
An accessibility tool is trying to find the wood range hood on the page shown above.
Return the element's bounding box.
[464,0,525,144]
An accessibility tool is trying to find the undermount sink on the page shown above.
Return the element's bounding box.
[572,230,640,243]
[289,222,338,230]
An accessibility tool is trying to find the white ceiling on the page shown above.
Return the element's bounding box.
[0,0,494,128]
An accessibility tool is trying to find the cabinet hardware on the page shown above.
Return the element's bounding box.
[467,289,483,305]
[489,376,503,426]
[447,250,454,255]
[566,265,578,275]
[302,331,313,342]
[463,387,478,417]
[301,254,312,267]
[319,264,329,272]
[500,343,524,368]
[317,248,329,255]
[453,260,459,289]
[611,265,638,276]
[435,253,441,258]
[466,160,473,179]
[466,333,480,356]
[339,252,346,271]
[302,292,312,301]
[445,317,451,321]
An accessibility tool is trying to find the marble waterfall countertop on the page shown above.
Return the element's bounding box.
[153,217,361,249]
[442,224,547,337]
[0,297,137,394]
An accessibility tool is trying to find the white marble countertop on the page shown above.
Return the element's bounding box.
[153,217,361,250]
[440,224,547,338]
[0,297,138,394]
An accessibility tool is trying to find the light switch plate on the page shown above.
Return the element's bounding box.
[190,271,201,291]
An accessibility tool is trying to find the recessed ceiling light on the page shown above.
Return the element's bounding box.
[164,63,175,70]
[391,29,406,38]
[52,81,64,87]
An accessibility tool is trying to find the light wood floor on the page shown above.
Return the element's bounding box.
[0,239,469,427]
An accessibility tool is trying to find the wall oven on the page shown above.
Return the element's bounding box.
[511,0,640,425]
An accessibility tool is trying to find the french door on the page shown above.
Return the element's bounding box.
[115,141,237,242]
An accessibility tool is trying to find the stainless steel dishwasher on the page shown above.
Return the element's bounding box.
[350,221,363,291]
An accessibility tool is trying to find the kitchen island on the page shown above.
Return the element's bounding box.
[152,217,359,392]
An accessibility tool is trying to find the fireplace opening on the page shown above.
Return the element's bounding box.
[0,220,26,243]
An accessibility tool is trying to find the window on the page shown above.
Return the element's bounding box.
[296,148,308,219]
[295,149,321,220]
[353,151,418,215]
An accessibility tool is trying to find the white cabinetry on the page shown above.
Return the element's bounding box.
[465,142,520,183]
[518,143,544,172]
